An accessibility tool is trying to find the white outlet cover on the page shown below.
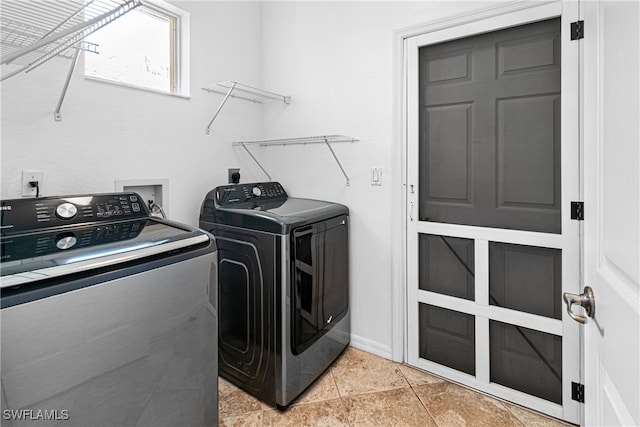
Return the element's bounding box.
[22,170,44,197]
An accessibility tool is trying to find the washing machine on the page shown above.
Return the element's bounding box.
[199,181,349,407]
[1,193,218,427]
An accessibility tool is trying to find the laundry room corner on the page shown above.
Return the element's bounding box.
[257,1,502,360]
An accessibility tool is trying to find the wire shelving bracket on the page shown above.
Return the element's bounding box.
[1,0,143,120]
[202,81,290,134]
[232,135,358,186]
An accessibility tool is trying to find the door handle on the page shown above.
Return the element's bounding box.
[409,202,414,221]
[563,286,595,324]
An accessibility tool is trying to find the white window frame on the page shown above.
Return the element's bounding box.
[84,0,190,98]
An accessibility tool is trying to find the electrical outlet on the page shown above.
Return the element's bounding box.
[22,170,44,197]
[228,168,240,184]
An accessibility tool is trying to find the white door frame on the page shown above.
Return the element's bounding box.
[391,0,581,423]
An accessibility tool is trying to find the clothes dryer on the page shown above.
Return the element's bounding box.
[199,182,349,407]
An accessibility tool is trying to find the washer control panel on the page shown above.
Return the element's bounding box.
[216,182,287,207]
[0,219,147,262]
[1,193,149,235]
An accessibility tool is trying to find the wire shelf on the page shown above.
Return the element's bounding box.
[1,0,142,120]
[202,81,290,104]
[203,81,290,134]
[233,135,358,147]
[233,135,358,186]
[1,0,141,71]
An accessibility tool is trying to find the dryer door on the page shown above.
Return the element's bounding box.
[291,215,348,355]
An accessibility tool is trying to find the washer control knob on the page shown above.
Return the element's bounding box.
[56,234,78,250]
[56,202,78,219]
[252,186,262,197]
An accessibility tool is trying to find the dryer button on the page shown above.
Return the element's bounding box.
[55,203,78,219]
[56,235,78,250]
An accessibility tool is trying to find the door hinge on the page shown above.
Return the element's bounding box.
[571,201,584,220]
[571,20,585,40]
[572,382,585,403]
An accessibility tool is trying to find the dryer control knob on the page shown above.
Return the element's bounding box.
[252,187,262,197]
[56,235,78,250]
[56,202,78,219]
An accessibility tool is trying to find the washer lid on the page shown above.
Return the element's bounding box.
[0,218,211,288]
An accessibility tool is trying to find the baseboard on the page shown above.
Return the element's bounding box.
[349,334,393,360]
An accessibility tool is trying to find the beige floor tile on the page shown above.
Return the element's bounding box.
[414,381,524,427]
[265,399,349,427]
[217,347,573,427]
[505,402,576,427]
[292,370,341,406]
[218,377,271,418]
[342,386,437,427]
[331,347,409,396]
[397,363,446,386]
[219,410,268,427]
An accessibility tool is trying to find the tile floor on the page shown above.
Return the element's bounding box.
[218,346,576,427]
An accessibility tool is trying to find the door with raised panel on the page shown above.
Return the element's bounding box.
[406,5,581,423]
[582,1,640,425]
[419,19,561,234]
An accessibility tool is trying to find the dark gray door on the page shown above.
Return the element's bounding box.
[419,18,561,233]
[406,14,581,420]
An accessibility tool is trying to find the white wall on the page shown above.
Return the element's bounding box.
[258,1,494,357]
[1,1,265,224]
[1,0,496,360]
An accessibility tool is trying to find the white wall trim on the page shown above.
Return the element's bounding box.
[349,333,393,360]
[395,0,559,41]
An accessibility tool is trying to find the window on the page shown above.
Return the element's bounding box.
[84,0,189,96]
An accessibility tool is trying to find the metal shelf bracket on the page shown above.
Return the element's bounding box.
[202,81,290,134]
[54,46,81,121]
[237,142,272,181]
[232,135,358,186]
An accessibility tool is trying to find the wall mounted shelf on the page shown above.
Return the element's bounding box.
[233,135,358,186]
[202,81,290,134]
[1,0,142,120]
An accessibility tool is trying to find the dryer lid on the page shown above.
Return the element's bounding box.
[200,182,348,234]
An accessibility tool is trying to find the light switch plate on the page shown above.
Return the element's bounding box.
[371,167,382,186]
